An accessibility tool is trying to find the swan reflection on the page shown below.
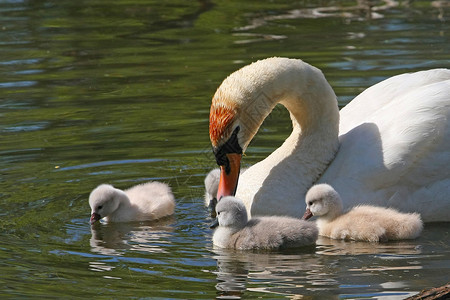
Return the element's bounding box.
[211,246,319,298]
[89,217,175,256]
[211,236,425,298]
[315,236,423,256]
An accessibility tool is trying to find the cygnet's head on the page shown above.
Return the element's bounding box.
[89,184,124,224]
[204,168,220,202]
[204,168,220,216]
[303,184,343,220]
[211,196,248,230]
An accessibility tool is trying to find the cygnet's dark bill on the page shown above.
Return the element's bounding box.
[302,208,313,220]
[210,218,219,229]
[90,213,101,224]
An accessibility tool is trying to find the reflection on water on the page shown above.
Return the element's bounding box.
[212,247,318,298]
[236,0,403,32]
[89,217,175,256]
[88,218,176,280]
[316,236,423,256]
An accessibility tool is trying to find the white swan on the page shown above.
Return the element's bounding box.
[211,196,318,250]
[89,182,175,224]
[209,57,450,222]
[303,184,423,242]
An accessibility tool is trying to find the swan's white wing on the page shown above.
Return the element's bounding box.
[339,69,450,134]
[320,70,450,222]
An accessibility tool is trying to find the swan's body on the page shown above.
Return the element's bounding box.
[209,57,450,222]
[304,184,423,242]
[89,182,175,223]
[211,196,318,250]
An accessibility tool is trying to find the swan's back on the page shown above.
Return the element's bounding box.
[322,205,423,242]
[339,69,450,134]
[350,206,423,240]
[125,182,175,219]
[229,216,318,250]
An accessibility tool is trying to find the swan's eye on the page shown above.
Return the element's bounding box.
[97,205,103,210]
[213,126,242,174]
[217,212,221,216]
[307,201,312,206]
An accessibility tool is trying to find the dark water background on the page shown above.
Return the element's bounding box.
[1,0,449,299]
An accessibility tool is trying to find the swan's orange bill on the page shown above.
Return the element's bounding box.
[302,208,313,220]
[217,153,241,200]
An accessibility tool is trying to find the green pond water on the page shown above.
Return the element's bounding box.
[0,0,449,299]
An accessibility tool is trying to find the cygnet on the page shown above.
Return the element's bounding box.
[211,196,318,250]
[204,168,247,215]
[89,181,175,224]
[204,168,221,209]
[303,184,423,242]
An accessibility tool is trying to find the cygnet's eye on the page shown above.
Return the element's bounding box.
[97,205,103,210]
[217,212,221,216]
[307,201,312,206]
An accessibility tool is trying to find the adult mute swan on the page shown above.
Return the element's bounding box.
[89,182,175,224]
[209,57,450,222]
[210,196,318,250]
[303,184,423,242]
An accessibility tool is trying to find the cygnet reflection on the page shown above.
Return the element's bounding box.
[89,216,175,256]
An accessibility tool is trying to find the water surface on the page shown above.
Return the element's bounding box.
[1,0,449,299]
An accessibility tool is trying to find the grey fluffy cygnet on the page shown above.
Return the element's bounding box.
[89,182,175,224]
[211,196,318,250]
[303,184,423,242]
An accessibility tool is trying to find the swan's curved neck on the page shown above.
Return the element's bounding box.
[279,67,340,186]
[238,59,340,191]
[210,58,341,216]
[320,205,343,222]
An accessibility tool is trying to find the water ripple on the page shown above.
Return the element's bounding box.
[56,159,166,171]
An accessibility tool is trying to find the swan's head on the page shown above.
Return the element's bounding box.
[210,196,248,231]
[303,184,343,220]
[209,58,287,201]
[88,184,123,224]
